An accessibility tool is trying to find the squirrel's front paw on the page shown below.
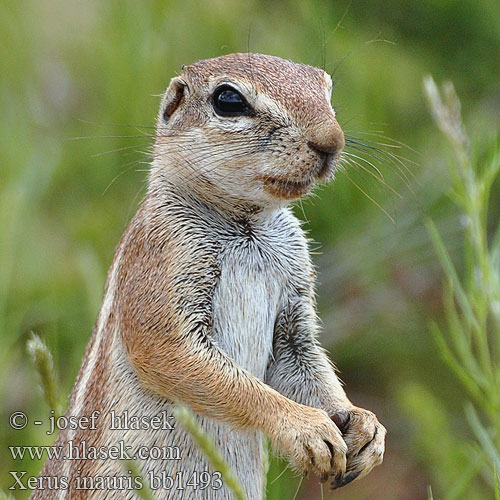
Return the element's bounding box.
[273,405,347,478]
[328,406,386,489]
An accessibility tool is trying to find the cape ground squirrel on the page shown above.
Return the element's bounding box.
[32,53,386,500]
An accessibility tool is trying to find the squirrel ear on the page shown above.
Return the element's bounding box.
[161,77,186,122]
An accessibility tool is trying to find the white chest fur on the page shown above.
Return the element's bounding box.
[212,239,285,378]
[209,207,306,379]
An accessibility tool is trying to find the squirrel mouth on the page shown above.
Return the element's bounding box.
[261,176,314,200]
[261,156,337,200]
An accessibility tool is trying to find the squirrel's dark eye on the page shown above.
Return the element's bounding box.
[212,85,253,117]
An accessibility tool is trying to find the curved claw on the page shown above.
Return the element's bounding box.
[330,470,361,490]
[331,410,351,434]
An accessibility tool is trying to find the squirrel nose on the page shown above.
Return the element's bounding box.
[307,120,345,156]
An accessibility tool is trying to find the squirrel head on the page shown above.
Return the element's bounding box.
[151,53,344,209]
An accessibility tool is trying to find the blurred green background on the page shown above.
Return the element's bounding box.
[1,0,500,498]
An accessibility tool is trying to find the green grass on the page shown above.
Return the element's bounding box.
[424,76,500,497]
[173,406,248,500]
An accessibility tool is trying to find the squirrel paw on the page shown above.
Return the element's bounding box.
[328,406,386,489]
[274,405,348,478]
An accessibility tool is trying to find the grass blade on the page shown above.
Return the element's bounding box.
[173,405,248,500]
